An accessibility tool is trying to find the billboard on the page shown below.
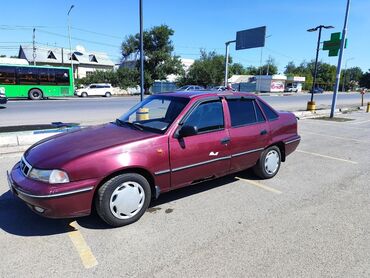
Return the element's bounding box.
[236,26,266,50]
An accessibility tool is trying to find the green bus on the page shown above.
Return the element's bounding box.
[0,64,74,100]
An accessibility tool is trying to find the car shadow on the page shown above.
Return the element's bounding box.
[0,191,70,237]
[1,169,260,234]
[0,106,6,109]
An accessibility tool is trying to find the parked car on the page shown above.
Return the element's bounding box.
[310,87,324,94]
[7,91,300,227]
[75,83,113,97]
[0,87,7,105]
[176,85,205,91]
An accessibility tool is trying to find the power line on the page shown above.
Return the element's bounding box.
[71,27,122,40]
[37,29,120,48]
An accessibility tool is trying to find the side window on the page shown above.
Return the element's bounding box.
[184,100,224,133]
[18,67,39,85]
[0,66,16,84]
[258,100,279,120]
[55,69,70,86]
[227,98,260,127]
[39,68,56,85]
[90,85,96,89]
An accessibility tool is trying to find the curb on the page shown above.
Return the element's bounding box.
[0,127,81,150]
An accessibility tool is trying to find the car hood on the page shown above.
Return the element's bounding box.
[25,123,157,169]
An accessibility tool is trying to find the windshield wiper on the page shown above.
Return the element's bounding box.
[116,119,144,131]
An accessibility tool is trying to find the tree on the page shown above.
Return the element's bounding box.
[177,50,225,87]
[0,54,6,58]
[121,25,184,93]
[77,68,138,89]
[341,67,363,91]
[360,70,370,89]
[229,63,248,75]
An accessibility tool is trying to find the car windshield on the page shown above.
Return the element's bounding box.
[117,96,189,134]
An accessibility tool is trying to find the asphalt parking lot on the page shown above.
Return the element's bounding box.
[0,111,369,277]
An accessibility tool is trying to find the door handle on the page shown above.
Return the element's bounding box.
[220,137,230,144]
[260,129,268,135]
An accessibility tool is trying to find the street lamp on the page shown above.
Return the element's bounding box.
[342,57,354,92]
[67,5,75,81]
[306,25,334,111]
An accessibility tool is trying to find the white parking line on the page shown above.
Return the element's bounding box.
[351,119,370,125]
[301,131,370,144]
[236,177,282,194]
[297,150,358,164]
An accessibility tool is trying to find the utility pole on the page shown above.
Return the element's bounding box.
[67,5,75,80]
[330,0,351,118]
[224,40,235,87]
[139,0,144,101]
[32,28,36,66]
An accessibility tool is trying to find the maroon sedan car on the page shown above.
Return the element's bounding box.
[7,92,300,227]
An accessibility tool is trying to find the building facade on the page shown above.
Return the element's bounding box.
[18,45,114,79]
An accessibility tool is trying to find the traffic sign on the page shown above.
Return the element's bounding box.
[236,26,266,50]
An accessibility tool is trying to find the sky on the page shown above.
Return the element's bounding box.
[0,0,369,73]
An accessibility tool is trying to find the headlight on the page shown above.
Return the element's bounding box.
[29,169,70,184]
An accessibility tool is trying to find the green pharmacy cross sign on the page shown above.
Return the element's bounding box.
[323,32,348,57]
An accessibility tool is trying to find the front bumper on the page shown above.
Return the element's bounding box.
[8,163,99,218]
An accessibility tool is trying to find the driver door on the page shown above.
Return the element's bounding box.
[169,98,231,189]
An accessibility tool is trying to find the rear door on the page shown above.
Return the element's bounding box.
[169,98,231,188]
[225,97,269,172]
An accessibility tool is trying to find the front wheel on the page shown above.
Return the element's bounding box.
[105,92,112,97]
[253,146,281,179]
[95,173,151,227]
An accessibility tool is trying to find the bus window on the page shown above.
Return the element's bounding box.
[39,68,56,85]
[18,67,39,85]
[55,69,70,86]
[0,66,16,84]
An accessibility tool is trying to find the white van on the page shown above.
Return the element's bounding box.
[75,84,113,97]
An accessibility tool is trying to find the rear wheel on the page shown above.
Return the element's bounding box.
[253,146,281,179]
[105,92,112,97]
[28,89,43,100]
[95,173,151,227]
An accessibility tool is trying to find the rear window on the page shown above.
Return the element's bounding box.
[258,100,279,120]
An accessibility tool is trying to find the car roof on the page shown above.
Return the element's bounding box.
[160,91,256,99]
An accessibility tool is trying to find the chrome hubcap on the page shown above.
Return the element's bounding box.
[109,181,145,219]
[265,150,280,174]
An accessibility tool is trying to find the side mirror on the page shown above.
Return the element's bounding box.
[178,125,198,138]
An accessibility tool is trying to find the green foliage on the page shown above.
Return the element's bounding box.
[340,67,363,91]
[360,70,370,89]
[177,50,225,87]
[121,25,184,93]
[284,60,336,90]
[229,63,248,75]
[78,68,138,89]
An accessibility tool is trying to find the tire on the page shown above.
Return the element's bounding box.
[28,89,43,100]
[105,92,112,97]
[81,92,88,97]
[253,146,281,179]
[95,173,151,227]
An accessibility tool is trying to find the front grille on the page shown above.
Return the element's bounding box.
[20,156,32,176]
